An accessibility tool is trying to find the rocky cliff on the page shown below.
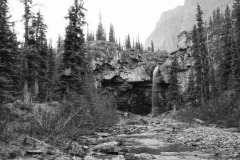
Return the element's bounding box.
[89,39,192,114]
[145,0,233,52]
[88,41,158,115]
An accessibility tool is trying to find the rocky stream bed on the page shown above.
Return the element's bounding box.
[2,112,240,160]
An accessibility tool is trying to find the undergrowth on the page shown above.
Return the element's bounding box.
[0,91,119,143]
[177,90,240,128]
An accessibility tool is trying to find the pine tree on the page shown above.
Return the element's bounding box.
[28,11,48,99]
[196,4,209,104]
[59,0,86,102]
[125,34,131,49]
[0,0,19,103]
[21,0,32,103]
[185,69,195,104]
[132,38,135,50]
[108,23,115,43]
[118,37,121,49]
[168,54,181,108]
[96,13,106,41]
[212,7,222,64]
[232,0,240,90]
[46,42,56,100]
[209,16,213,26]
[151,40,154,52]
[220,5,232,90]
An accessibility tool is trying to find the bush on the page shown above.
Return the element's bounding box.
[53,91,119,138]
[177,90,240,127]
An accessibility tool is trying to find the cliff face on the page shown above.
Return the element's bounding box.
[89,39,192,114]
[145,0,233,52]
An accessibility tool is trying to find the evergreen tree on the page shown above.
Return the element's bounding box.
[212,7,222,63]
[96,13,106,41]
[185,69,195,103]
[132,38,135,50]
[118,37,121,49]
[232,0,240,90]
[108,23,115,43]
[151,40,154,52]
[220,5,232,90]
[21,0,33,103]
[195,4,209,104]
[28,11,48,99]
[46,42,56,100]
[0,0,19,103]
[87,31,94,41]
[125,34,131,49]
[59,0,86,102]
[209,16,213,26]
[168,55,181,106]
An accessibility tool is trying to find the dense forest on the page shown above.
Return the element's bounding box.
[177,1,240,127]
[1,0,240,158]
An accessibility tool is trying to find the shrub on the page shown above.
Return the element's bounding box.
[177,90,240,127]
[51,91,119,138]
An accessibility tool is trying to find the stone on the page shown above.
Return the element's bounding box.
[111,155,125,160]
[83,156,98,160]
[92,141,119,152]
[23,136,59,154]
[67,142,84,156]
[72,156,83,160]
[55,156,71,160]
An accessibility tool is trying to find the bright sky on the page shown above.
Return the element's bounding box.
[8,0,184,47]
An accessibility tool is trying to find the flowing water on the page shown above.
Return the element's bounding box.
[152,66,160,115]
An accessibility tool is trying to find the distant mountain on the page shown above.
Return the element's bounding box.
[145,0,233,52]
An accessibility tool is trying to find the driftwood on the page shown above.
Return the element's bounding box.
[23,136,60,154]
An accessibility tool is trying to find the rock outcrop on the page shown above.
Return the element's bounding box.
[88,41,157,115]
[145,0,233,52]
[89,37,192,114]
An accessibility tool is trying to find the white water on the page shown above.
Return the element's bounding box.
[152,66,160,114]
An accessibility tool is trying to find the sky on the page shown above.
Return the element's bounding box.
[8,0,185,47]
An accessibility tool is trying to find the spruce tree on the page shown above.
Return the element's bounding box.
[192,25,202,103]
[185,69,195,104]
[0,0,19,103]
[125,34,131,49]
[59,0,86,102]
[28,11,48,99]
[232,0,240,90]
[21,0,33,103]
[46,42,56,100]
[220,5,232,90]
[96,13,106,41]
[168,54,181,108]
[151,40,154,52]
[108,24,115,43]
[196,4,209,104]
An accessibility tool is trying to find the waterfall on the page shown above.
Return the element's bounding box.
[152,66,160,115]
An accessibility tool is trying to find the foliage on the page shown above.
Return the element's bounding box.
[59,0,86,101]
[178,90,240,128]
[52,91,118,138]
[151,40,154,52]
[108,24,115,43]
[96,13,106,41]
[125,34,131,49]
[167,54,181,107]
[0,0,20,103]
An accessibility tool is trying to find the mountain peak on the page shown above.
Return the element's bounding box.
[145,0,233,52]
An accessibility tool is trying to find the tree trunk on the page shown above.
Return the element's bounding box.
[34,78,39,98]
[24,79,30,103]
[23,0,30,103]
[63,82,69,103]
